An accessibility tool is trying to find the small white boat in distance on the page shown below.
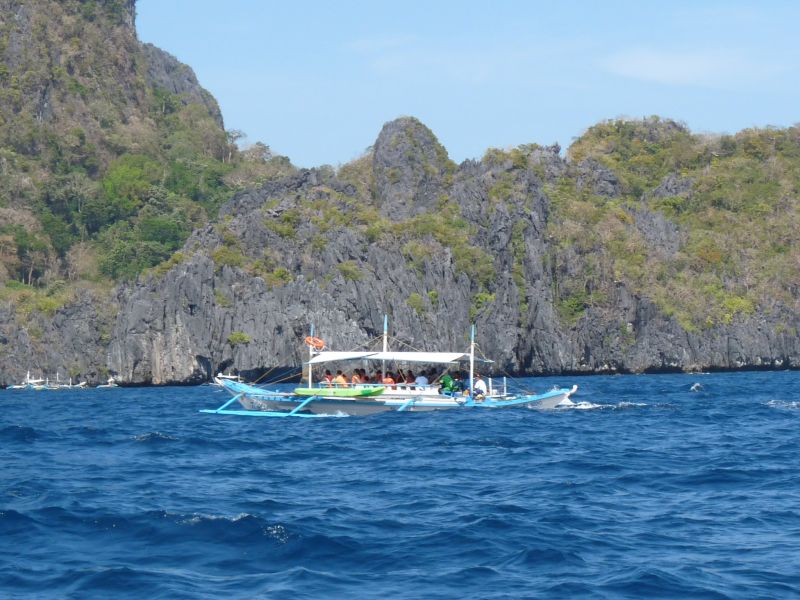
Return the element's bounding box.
[97,377,118,388]
[50,372,89,390]
[7,371,47,390]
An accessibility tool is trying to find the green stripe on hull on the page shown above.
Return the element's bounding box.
[293,386,385,397]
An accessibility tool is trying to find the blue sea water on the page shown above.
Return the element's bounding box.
[2,371,800,599]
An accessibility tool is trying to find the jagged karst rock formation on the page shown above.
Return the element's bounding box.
[0,0,226,385]
[1,4,799,386]
[102,117,800,384]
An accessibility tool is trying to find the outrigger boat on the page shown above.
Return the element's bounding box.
[7,370,88,390]
[202,318,577,418]
[7,371,47,391]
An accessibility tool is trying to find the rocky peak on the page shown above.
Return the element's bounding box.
[141,43,223,127]
[372,117,454,218]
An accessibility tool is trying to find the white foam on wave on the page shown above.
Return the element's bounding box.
[534,399,648,411]
[178,511,253,525]
[766,399,800,410]
[176,512,289,541]
[569,401,607,410]
[264,524,289,543]
[133,431,177,442]
[554,399,613,410]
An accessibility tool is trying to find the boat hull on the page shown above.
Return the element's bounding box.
[239,395,459,416]
[210,380,578,417]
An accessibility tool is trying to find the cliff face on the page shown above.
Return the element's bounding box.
[2,5,800,385]
[0,0,227,384]
[0,0,220,164]
[100,118,800,384]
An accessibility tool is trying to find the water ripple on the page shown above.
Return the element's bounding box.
[2,372,800,598]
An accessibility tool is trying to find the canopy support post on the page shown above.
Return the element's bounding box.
[382,314,388,382]
[468,323,475,405]
[307,323,314,389]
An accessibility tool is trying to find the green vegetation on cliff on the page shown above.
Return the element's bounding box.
[0,0,293,290]
[1,0,798,346]
[549,117,800,329]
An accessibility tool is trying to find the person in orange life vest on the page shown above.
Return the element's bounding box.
[333,370,348,386]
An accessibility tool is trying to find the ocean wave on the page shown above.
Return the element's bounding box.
[4,376,800,598]
[132,431,178,443]
[500,546,586,568]
[766,399,800,410]
[598,566,732,598]
[554,400,612,410]
[0,425,42,443]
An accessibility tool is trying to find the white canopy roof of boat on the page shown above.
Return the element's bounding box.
[307,351,493,365]
[307,351,375,364]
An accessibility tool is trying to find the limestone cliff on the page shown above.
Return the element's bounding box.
[2,3,800,386]
[102,119,800,384]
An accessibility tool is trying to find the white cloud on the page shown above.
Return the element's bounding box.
[601,48,786,88]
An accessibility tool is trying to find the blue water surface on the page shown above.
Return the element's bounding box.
[2,371,800,599]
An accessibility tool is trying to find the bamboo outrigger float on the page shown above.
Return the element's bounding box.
[201,318,577,418]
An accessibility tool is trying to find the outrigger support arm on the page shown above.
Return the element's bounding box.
[288,396,316,415]
[397,398,417,412]
[199,394,340,418]
[205,393,243,413]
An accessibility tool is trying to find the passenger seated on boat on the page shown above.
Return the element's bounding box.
[396,369,406,383]
[358,369,369,384]
[439,373,456,394]
[415,370,428,386]
[382,372,396,387]
[474,374,488,399]
[372,370,383,384]
[351,370,361,385]
[323,370,334,387]
[333,370,348,387]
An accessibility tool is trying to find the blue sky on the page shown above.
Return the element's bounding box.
[136,1,800,168]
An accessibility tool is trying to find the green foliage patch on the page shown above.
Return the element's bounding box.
[227,331,251,345]
[547,117,800,329]
[336,260,363,282]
